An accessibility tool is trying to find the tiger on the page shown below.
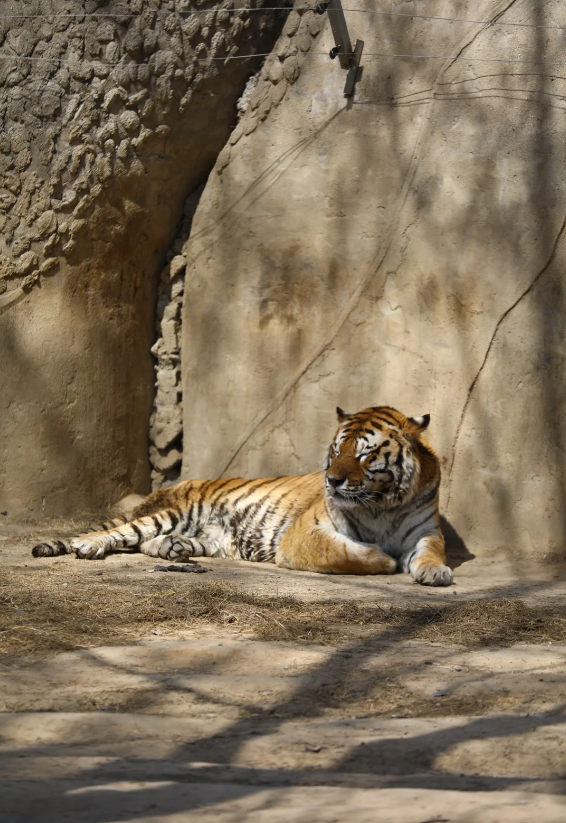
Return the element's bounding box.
[32,405,453,586]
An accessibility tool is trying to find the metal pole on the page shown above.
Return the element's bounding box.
[327,0,352,69]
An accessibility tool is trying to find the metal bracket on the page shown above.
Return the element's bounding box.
[343,38,364,97]
[317,0,364,97]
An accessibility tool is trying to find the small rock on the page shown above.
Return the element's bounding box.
[156,368,178,389]
[169,255,186,279]
[120,110,140,133]
[37,210,57,237]
[305,744,322,753]
[283,11,301,37]
[103,87,128,112]
[268,60,284,85]
[150,406,183,450]
[116,139,130,161]
[149,446,182,472]
[284,57,300,84]
[432,688,452,697]
[39,258,59,275]
[14,251,38,276]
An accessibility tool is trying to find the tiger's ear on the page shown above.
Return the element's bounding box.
[336,406,350,422]
[409,414,431,430]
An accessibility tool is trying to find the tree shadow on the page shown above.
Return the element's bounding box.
[2,576,566,821]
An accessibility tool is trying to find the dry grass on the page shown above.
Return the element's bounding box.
[1,564,566,664]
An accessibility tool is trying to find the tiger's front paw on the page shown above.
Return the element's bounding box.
[70,538,107,559]
[412,563,453,587]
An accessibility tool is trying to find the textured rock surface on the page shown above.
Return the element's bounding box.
[149,184,204,489]
[181,0,566,568]
[0,0,288,517]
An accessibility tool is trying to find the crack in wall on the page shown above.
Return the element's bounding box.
[217,0,520,478]
[446,208,566,505]
[149,184,205,490]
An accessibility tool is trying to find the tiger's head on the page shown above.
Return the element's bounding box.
[324,405,435,510]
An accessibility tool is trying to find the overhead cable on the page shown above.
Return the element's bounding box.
[1,8,566,32]
[1,50,566,66]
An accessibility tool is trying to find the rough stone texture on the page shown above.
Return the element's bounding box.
[0,0,289,517]
[149,185,204,489]
[181,0,566,568]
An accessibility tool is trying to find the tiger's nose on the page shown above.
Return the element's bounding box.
[327,475,347,490]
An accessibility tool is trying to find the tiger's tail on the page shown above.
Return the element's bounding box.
[32,507,187,560]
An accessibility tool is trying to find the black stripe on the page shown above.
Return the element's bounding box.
[267,515,291,557]
[402,512,436,542]
[210,477,240,504]
[237,492,275,553]
[232,477,280,508]
[344,512,362,541]
[414,483,439,507]
[193,499,203,530]
[168,510,179,532]
[324,499,339,531]
[235,478,291,547]
[372,410,398,425]
[153,515,163,535]
[198,480,215,499]
[215,480,260,512]
[131,523,143,542]
[184,501,196,532]
[267,484,308,554]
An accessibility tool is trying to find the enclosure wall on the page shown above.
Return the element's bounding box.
[182,0,566,570]
[0,0,286,517]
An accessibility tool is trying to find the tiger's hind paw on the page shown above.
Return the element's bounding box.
[412,563,453,587]
[32,541,69,558]
[158,535,201,561]
[139,535,206,561]
[69,538,107,559]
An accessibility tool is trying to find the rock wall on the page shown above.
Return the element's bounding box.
[181,0,566,570]
[0,0,288,517]
[149,183,204,490]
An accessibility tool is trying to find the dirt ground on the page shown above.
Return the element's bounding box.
[1,519,566,822]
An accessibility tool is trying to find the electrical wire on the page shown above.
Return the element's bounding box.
[0,8,293,17]
[1,50,565,66]
[0,6,566,33]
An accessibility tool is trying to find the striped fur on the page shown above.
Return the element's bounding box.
[32,406,452,586]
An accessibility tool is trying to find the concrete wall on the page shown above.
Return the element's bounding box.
[181,0,566,568]
[0,0,287,517]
